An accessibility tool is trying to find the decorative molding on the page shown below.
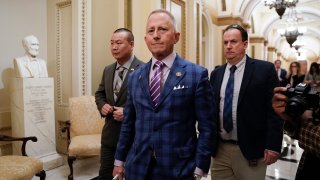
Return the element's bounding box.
[56,1,71,8]
[268,47,276,52]
[213,16,250,29]
[80,0,87,96]
[56,0,71,106]
[124,0,132,30]
[249,37,265,43]
[161,0,166,9]
[171,0,186,58]
[221,0,226,11]
[251,45,255,58]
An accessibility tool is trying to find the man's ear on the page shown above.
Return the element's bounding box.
[174,32,180,44]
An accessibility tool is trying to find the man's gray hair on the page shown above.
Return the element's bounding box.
[148,9,178,32]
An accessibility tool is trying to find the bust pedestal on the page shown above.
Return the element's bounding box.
[10,78,63,170]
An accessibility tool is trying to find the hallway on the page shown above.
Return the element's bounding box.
[36,137,302,180]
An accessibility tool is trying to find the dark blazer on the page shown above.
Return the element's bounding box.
[95,56,144,147]
[210,55,283,160]
[115,55,216,179]
[279,68,287,87]
[286,74,305,88]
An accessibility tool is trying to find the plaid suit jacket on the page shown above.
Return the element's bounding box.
[114,54,217,179]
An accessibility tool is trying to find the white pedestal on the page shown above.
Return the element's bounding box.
[10,78,64,170]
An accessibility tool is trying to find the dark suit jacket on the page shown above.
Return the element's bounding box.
[279,68,287,87]
[115,55,216,179]
[286,74,305,88]
[210,55,283,160]
[95,56,144,147]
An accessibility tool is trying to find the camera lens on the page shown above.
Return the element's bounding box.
[285,96,308,118]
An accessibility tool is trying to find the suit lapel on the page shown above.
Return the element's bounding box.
[139,61,153,106]
[238,56,254,104]
[117,57,140,101]
[157,55,185,107]
[106,63,117,104]
[215,64,227,94]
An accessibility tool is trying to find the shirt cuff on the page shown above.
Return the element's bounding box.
[114,159,124,167]
[194,167,207,177]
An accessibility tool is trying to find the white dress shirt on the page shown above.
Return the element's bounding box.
[219,56,246,140]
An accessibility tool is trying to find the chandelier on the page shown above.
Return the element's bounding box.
[277,7,305,47]
[279,27,303,47]
[294,44,302,56]
[264,0,299,19]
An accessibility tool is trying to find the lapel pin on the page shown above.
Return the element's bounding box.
[176,72,182,77]
[130,68,135,71]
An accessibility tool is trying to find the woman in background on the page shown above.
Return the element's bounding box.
[286,61,305,88]
[304,62,320,87]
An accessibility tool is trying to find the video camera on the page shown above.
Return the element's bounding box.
[283,83,320,118]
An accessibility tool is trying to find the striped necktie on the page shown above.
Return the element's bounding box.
[114,66,126,99]
[150,61,164,106]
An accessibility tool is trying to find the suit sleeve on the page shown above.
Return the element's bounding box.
[195,68,217,173]
[95,68,107,115]
[114,73,136,162]
[266,64,284,153]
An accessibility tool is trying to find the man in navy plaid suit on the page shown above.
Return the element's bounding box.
[112,9,217,180]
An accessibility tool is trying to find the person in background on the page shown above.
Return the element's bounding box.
[13,35,48,78]
[304,62,320,87]
[274,59,287,87]
[112,9,216,180]
[95,28,144,180]
[210,24,283,180]
[272,86,320,180]
[286,61,305,88]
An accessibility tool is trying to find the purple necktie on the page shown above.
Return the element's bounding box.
[150,61,164,106]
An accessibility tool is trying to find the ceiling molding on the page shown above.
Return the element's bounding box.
[249,37,265,43]
[212,16,250,29]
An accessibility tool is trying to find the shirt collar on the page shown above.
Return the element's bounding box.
[151,51,176,69]
[226,55,246,72]
[116,54,134,70]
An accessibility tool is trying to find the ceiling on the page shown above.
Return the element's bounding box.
[203,0,320,62]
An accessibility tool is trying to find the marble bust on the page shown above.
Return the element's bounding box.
[13,35,48,78]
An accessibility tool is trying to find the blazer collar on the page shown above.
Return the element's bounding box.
[115,56,141,102]
[238,55,254,104]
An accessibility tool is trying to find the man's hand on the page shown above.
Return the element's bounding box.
[101,103,113,116]
[113,106,124,121]
[272,87,291,121]
[113,166,124,180]
[263,149,280,165]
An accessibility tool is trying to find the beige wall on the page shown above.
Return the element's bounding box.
[0,0,47,130]
[91,0,120,93]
